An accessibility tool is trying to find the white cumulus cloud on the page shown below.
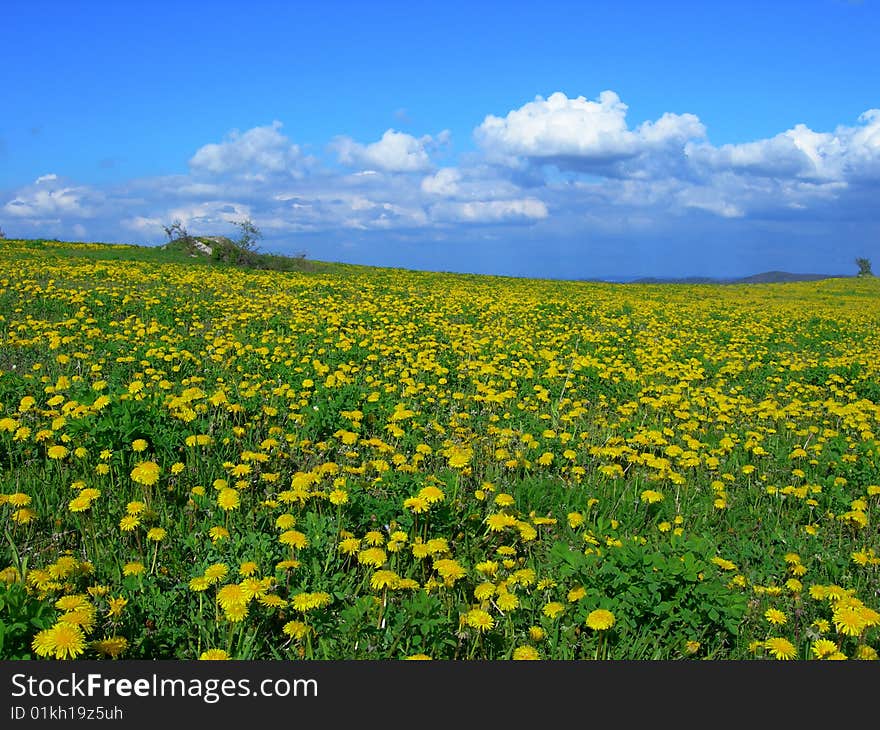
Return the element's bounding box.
[688,109,880,182]
[334,129,449,173]
[430,198,548,224]
[189,121,307,177]
[474,91,705,165]
[3,175,99,219]
[421,167,462,196]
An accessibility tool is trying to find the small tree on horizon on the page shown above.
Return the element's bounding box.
[162,220,192,246]
[232,218,263,252]
[856,257,873,277]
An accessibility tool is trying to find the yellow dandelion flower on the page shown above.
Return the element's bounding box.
[279,530,309,549]
[370,570,400,590]
[426,538,449,555]
[338,537,361,555]
[217,583,248,611]
[239,561,259,577]
[59,607,96,632]
[258,594,288,609]
[585,609,615,631]
[711,557,737,571]
[47,445,69,460]
[6,493,31,507]
[130,461,160,486]
[516,522,538,541]
[92,636,129,659]
[240,578,270,600]
[447,446,472,469]
[32,622,86,660]
[567,512,585,529]
[765,608,787,626]
[419,485,445,504]
[68,495,93,513]
[485,513,517,532]
[512,568,536,587]
[105,596,128,618]
[49,556,78,579]
[328,489,348,505]
[403,496,429,513]
[282,620,311,640]
[222,601,248,622]
[230,463,251,478]
[0,567,21,585]
[203,563,229,583]
[189,576,211,592]
[496,592,519,611]
[357,547,387,567]
[126,501,146,515]
[55,594,90,612]
[513,645,540,660]
[833,605,867,637]
[217,488,240,511]
[474,582,496,601]
[199,649,230,660]
[811,639,839,659]
[433,558,467,584]
[122,562,145,577]
[764,637,797,660]
[465,608,494,633]
[12,508,37,524]
[87,585,110,600]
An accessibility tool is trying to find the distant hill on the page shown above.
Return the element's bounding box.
[627,271,848,285]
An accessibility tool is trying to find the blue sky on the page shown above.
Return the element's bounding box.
[2,0,878,279]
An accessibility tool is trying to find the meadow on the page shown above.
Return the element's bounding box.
[1,238,879,660]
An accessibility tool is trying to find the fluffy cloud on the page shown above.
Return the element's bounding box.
[3,174,100,219]
[429,198,548,224]
[189,121,308,178]
[472,91,880,223]
[475,91,705,167]
[421,167,461,196]
[334,129,449,173]
[688,109,880,182]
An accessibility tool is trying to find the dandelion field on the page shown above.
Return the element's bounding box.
[1,238,879,661]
